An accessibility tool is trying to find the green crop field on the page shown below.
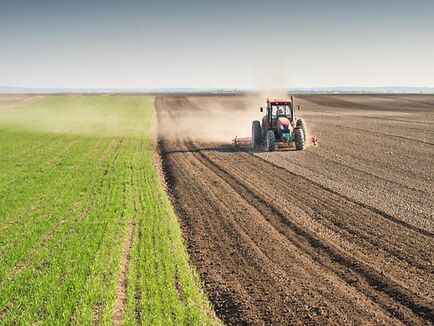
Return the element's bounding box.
[0,96,218,325]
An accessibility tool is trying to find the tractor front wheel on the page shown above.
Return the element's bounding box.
[295,128,305,150]
[265,130,275,152]
[251,120,262,150]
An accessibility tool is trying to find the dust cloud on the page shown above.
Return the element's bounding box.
[157,95,264,143]
[157,92,312,144]
[157,71,298,143]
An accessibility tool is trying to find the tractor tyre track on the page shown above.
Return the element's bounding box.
[187,142,433,321]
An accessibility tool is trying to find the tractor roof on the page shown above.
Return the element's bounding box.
[269,99,292,105]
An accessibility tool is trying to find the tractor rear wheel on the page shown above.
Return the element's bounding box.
[265,130,275,152]
[251,120,262,150]
[296,119,307,141]
[295,128,305,150]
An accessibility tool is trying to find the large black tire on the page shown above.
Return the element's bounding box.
[295,128,305,150]
[265,130,275,152]
[296,119,307,141]
[251,120,262,150]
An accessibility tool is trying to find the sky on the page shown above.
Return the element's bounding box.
[1,0,434,89]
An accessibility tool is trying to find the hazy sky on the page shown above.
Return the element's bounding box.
[1,0,434,89]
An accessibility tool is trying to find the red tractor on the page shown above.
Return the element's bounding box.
[252,97,307,151]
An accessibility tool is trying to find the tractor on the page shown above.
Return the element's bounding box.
[252,97,307,151]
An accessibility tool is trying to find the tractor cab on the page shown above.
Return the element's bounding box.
[260,98,295,130]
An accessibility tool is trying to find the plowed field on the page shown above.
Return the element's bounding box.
[157,94,434,325]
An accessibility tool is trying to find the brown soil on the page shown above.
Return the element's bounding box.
[0,95,44,108]
[113,222,135,325]
[156,94,434,325]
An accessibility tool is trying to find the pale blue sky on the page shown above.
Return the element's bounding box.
[1,0,433,88]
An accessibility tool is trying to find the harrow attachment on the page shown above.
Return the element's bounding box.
[232,135,318,148]
[232,136,252,148]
